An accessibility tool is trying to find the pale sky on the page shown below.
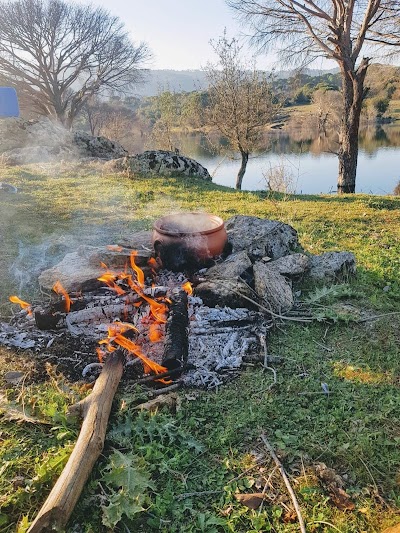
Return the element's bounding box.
[94,0,336,71]
[93,0,248,70]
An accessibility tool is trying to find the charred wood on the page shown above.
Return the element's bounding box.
[162,289,189,373]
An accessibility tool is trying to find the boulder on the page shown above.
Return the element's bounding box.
[225,215,300,261]
[253,261,294,314]
[73,131,127,160]
[308,252,356,282]
[126,150,212,180]
[268,253,310,279]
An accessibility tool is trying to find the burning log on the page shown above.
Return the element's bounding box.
[162,288,189,372]
[27,350,125,533]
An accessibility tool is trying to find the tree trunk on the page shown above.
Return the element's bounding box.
[337,59,369,194]
[236,150,249,190]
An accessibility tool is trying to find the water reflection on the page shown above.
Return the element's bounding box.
[168,124,400,195]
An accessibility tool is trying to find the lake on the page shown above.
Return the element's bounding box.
[173,124,400,195]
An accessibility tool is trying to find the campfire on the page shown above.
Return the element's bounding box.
[1,213,356,532]
[4,213,271,390]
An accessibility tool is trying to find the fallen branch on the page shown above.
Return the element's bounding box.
[27,350,125,533]
[260,433,306,533]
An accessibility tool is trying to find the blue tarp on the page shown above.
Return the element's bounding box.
[0,87,20,117]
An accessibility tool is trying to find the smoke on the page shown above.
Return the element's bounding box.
[0,117,81,166]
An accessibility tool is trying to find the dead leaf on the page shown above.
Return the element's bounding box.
[381,524,400,533]
[4,371,25,385]
[0,393,51,425]
[235,492,266,510]
[134,393,178,413]
[283,509,297,523]
[315,462,345,488]
[330,486,355,511]
[314,462,355,511]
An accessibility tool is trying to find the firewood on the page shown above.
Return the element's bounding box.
[27,350,125,533]
[162,288,188,372]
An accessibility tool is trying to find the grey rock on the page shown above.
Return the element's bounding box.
[268,253,310,278]
[195,278,256,309]
[226,215,300,261]
[195,251,254,308]
[127,150,212,180]
[38,232,155,292]
[38,251,105,292]
[116,230,153,251]
[0,117,127,164]
[4,371,24,385]
[73,131,127,160]
[0,182,18,193]
[205,251,252,281]
[253,261,294,314]
[308,252,356,282]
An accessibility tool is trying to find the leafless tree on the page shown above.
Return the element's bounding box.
[228,0,400,193]
[205,34,279,189]
[312,88,342,133]
[0,0,151,128]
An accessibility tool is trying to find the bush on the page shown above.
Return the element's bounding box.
[394,180,400,195]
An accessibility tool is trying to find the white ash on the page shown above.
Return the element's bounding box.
[0,316,55,350]
[184,297,268,388]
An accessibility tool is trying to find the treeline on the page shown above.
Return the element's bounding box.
[75,64,400,154]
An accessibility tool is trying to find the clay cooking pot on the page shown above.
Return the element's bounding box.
[152,212,227,271]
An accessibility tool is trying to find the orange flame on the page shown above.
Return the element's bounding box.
[130,251,145,288]
[182,281,193,295]
[149,323,164,343]
[97,272,126,296]
[9,295,32,316]
[148,257,158,269]
[114,334,170,382]
[52,280,72,313]
[96,347,106,363]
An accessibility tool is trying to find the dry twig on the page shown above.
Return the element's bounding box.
[260,433,306,533]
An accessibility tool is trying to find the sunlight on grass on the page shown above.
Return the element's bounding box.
[334,362,391,385]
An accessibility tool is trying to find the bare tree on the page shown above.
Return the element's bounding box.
[312,88,342,134]
[228,0,400,193]
[0,0,151,128]
[205,34,279,190]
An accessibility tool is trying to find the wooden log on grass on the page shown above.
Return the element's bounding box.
[27,350,125,533]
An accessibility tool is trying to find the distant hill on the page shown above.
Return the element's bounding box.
[132,68,340,97]
[133,70,209,97]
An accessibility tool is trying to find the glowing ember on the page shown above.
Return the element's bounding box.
[182,281,193,295]
[107,245,124,252]
[149,323,164,342]
[52,280,72,313]
[9,295,32,316]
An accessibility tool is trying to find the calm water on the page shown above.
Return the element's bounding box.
[174,124,400,195]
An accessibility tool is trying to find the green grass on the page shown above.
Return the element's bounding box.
[1,162,400,532]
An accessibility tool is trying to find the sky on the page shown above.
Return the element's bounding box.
[94,0,336,72]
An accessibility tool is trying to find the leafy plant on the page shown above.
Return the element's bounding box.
[100,449,154,528]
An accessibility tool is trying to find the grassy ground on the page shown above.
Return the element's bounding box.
[1,163,400,532]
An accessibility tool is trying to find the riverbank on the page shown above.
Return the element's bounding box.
[1,163,400,532]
